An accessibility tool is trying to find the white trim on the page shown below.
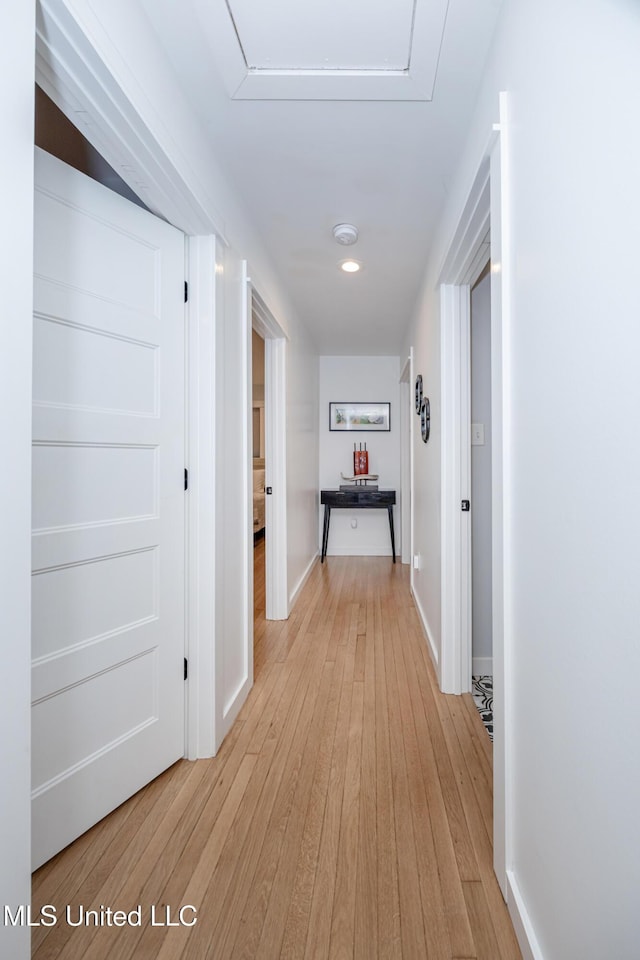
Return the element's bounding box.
[185,235,218,759]
[408,349,416,592]
[213,250,253,752]
[507,871,546,960]
[472,657,493,676]
[1,2,34,952]
[324,546,396,557]
[35,1,226,238]
[410,586,439,670]
[438,158,491,283]
[264,338,288,619]
[252,288,289,342]
[241,264,254,698]
[399,356,412,566]
[288,551,319,612]
[221,677,253,742]
[212,256,254,745]
[491,92,514,896]
[460,292,472,691]
[440,283,468,694]
[252,289,289,621]
[438,107,511,897]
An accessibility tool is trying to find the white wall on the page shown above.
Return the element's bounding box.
[0,2,34,957]
[407,316,441,655]
[215,249,253,736]
[405,1,640,957]
[287,332,320,601]
[470,271,492,673]
[319,357,400,556]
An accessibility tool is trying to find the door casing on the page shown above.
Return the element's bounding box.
[252,288,289,621]
[399,352,414,569]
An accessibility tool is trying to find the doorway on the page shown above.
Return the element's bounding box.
[470,263,494,741]
[438,93,512,897]
[252,329,267,622]
[251,289,289,622]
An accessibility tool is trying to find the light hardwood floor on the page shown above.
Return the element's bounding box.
[32,546,521,959]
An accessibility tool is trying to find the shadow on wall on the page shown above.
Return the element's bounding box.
[34,85,148,210]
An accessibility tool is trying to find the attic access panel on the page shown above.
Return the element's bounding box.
[227,0,414,71]
[207,0,450,100]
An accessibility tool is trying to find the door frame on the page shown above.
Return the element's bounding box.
[438,94,512,895]
[2,4,34,955]
[251,289,289,621]
[34,2,241,759]
[185,235,222,758]
[399,351,414,568]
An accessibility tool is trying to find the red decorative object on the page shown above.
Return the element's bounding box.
[353,442,369,476]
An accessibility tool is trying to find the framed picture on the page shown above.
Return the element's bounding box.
[415,374,423,414]
[329,402,391,432]
[420,396,431,443]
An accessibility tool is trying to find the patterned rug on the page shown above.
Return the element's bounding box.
[472,675,493,742]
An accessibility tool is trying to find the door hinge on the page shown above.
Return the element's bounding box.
[184,280,188,303]
[461,499,470,512]
[184,468,189,491]
[184,657,188,681]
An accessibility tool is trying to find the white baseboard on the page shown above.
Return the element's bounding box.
[507,870,545,960]
[410,586,439,670]
[324,545,396,557]
[472,656,493,676]
[288,550,319,613]
[220,676,252,746]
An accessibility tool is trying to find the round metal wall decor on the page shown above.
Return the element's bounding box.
[420,396,431,443]
[415,374,423,414]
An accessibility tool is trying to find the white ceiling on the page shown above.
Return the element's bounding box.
[138,0,502,354]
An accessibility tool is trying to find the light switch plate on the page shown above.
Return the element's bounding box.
[471,422,485,445]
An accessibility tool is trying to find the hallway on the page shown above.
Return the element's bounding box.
[32,554,520,959]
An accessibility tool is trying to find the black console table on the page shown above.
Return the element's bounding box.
[320,488,397,563]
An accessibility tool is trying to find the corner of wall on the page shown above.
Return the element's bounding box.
[410,584,439,673]
[506,871,546,960]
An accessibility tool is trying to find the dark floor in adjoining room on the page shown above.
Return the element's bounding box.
[472,675,493,742]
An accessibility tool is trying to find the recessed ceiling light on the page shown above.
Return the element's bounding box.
[340,259,362,273]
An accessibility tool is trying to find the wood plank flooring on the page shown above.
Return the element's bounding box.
[32,548,521,959]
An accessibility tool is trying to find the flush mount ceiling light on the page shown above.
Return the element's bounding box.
[333,223,359,245]
[340,259,362,273]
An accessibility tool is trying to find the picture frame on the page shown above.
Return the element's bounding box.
[420,396,431,443]
[329,402,391,432]
[415,374,423,414]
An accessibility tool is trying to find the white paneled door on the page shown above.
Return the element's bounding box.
[31,148,186,869]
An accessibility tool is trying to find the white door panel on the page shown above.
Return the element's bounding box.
[32,148,185,869]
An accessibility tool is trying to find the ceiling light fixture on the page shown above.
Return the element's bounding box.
[333,223,359,245]
[340,259,362,273]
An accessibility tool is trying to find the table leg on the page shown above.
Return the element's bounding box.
[388,505,396,563]
[321,504,331,562]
